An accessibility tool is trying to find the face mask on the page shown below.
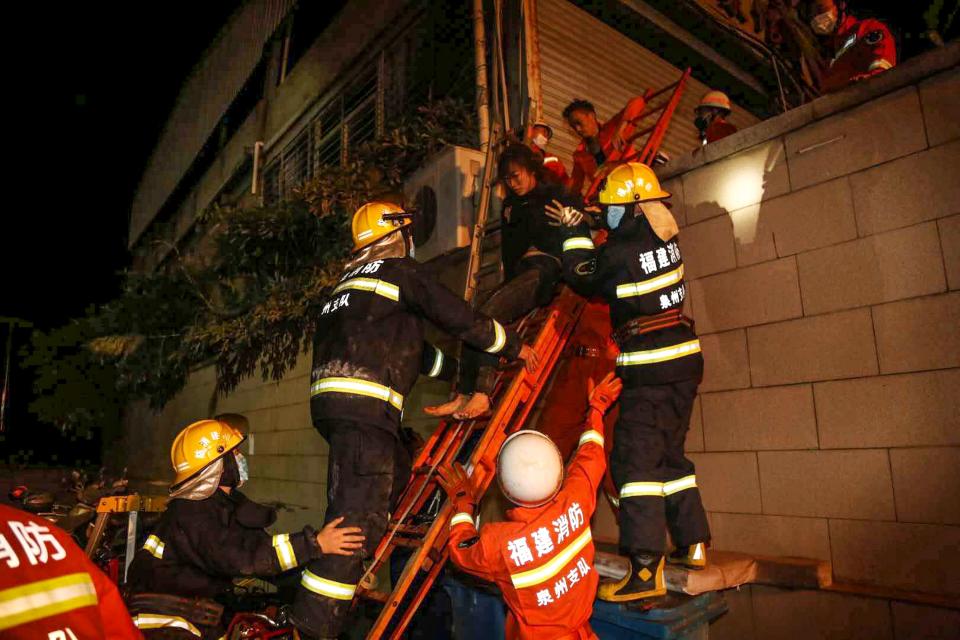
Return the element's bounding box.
[606,205,627,230]
[533,134,549,149]
[694,116,710,133]
[407,236,416,259]
[235,451,249,487]
[811,10,836,35]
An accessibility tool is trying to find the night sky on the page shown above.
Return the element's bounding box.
[1,2,242,465]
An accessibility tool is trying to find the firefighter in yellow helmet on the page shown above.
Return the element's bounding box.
[291,202,537,638]
[126,414,364,638]
[694,90,738,146]
[552,162,710,604]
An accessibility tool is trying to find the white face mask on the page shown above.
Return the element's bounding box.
[235,451,249,487]
[811,10,837,35]
[533,133,549,149]
[407,235,416,259]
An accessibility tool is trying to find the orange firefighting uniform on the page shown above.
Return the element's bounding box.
[821,13,897,94]
[446,420,607,640]
[568,96,647,198]
[0,503,142,639]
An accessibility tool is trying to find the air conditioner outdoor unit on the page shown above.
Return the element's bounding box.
[403,144,486,263]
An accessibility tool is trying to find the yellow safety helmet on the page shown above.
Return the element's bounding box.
[351,201,412,252]
[170,418,246,487]
[598,162,671,205]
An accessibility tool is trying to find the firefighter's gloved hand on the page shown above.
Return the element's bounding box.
[436,462,477,510]
[587,372,623,414]
[545,200,585,227]
[316,516,366,556]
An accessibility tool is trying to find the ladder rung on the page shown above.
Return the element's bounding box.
[392,537,424,549]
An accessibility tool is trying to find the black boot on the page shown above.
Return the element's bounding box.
[597,553,666,602]
[667,542,707,569]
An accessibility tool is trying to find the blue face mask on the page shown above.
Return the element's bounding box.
[235,451,249,487]
[606,205,627,230]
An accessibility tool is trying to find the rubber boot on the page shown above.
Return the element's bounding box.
[597,553,666,602]
[667,542,707,569]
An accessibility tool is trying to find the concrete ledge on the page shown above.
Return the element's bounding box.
[659,41,960,181]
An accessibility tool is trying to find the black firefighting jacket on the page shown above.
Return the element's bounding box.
[127,489,320,599]
[561,212,703,386]
[310,256,522,434]
[501,182,586,280]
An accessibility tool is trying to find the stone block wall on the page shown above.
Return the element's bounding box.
[654,49,959,614]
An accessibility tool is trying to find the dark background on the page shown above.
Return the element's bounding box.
[1,2,243,467]
[0,1,949,468]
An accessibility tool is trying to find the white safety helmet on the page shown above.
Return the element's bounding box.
[497,430,563,507]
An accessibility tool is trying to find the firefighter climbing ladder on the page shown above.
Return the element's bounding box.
[356,65,690,640]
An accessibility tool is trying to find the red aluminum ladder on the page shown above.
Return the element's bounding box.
[356,288,586,639]
[583,67,692,203]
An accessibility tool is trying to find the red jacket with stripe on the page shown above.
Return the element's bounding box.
[567,96,647,198]
[447,421,607,640]
[0,503,142,639]
[821,14,897,94]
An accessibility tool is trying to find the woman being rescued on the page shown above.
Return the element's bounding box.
[425,143,593,420]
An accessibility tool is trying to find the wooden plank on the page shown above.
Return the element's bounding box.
[595,549,832,595]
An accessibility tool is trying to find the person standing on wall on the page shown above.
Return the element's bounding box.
[527,121,570,187]
[694,90,738,146]
[810,0,897,93]
[291,202,536,639]
[552,162,710,604]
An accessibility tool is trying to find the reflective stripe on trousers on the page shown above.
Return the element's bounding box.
[310,377,404,411]
[132,614,202,637]
[619,475,698,499]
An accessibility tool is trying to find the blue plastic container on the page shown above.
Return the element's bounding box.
[590,592,728,640]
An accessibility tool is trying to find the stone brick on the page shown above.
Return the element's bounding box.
[939,214,960,290]
[682,139,791,225]
[250,454,327,484]
[216,385,277,415]
[851,141,960,236]
[699,330,751,392]
[252,429,328,457]
[679,215,736,279]
[748,309,878,386]
[272,402,311,432]
[891,447,960,526]
[751,586,893,640]
[758,450,895,520]
[244,408,278,433]
[730,202,778,267]
[873,293,960,374]
[276,374,310,407]
[797,222,946,315]
[702,386,817,451]
[662,177,686,228]
[689,258,802,333]
[786,87,927,190]
[702,102,814,163]
[688,452,761,513]
[732,179,859,266]
[829,519,960,595]
[919,68,960,147]
[891,601,960,640]
[710,512,831,560]
[686,396,704,453]
[814,370,960,448]
[710,584,756,640]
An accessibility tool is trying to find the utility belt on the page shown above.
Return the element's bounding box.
[128,593,224,637]
[612,309,693,347]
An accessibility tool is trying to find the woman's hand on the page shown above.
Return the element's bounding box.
[316,516,365,556]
